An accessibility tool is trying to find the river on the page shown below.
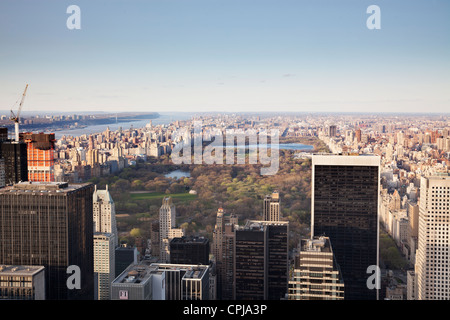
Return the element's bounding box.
[51,112,193,139]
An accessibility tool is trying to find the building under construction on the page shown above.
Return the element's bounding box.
[20,132,56,182]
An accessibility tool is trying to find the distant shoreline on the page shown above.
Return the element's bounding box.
[0,112,160,136]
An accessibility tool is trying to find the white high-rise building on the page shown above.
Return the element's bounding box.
[159,197,184,263]
[93,185,118,247]
[414,174,450,300]
[94,232,116,300]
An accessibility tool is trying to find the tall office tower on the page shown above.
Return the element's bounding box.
[415,174,450,300]
[234,220,289,300]
[212,208,238,262]
[150,220,160,257]
[263,191,280,221]
[21,132,55,182]
[0,140,28,184]
[0,265,46,300]
[288,237,344,300]
[87,149,99,167]
[355,128,362,143]
[88,135,95,150]
[159,197,184,263]
[0,181,94,300]
[170,236,210,265]
[329,125,337,137]
[311,154,380,300]
[212,208,238,300]
[94,232,116,300]
[93,185,118,247]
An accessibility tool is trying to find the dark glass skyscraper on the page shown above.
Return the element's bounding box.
[311,154,380,300]
[234,220,289,300]
[0,181,94,300]
[0,140,28,185]
[170,236,210,265]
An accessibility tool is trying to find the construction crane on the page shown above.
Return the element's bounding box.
[9,84,28,142]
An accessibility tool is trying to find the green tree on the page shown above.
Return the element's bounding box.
[130,228,142,238]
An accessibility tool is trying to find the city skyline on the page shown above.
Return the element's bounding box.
[1,0,450,305]
[1,109,449,301]
[1,0,449,113]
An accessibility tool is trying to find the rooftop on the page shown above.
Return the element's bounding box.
[113,263,154,285]
[0,265,45,276]
[242,220,289,231]
[0,181,92,194]
[312,153,381,166]
[150,263,209,280]
[301,236,332,253]
[170,236,209,245]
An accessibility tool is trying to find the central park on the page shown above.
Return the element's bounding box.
[88,135,408,270]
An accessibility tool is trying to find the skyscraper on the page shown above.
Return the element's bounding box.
[0,181,95,300]
[355,128,362,143]
[94,232,115,300]
[311,154,380,300]
[0,140,28,185]
[288,236,344,300]
[263,191,280,221]
[328,125,337,137]
[234,220,289,300]
[212,208,238,300]
[159,197,184,263]
[414,174,450,300]
[93,184,118,247]
[169,236,210,265]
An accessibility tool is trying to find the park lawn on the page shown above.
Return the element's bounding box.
[129,191,197,202]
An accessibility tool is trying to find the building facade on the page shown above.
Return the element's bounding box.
[234,220,289,300]
[311,154,380,300]
[263,191,280,221]
[0,158,5,188]
[0,140,28,185]
[151,263,210,300]
[93,185,118,247]
[169,236,210,265]
[415,174,450,300]
[212,208,238,300]
[21,132,56,182]
[0,181,95,300]
[94,232,115,300]
[288,237,344,300]
[0,265,45,300]
[159,197,184,263]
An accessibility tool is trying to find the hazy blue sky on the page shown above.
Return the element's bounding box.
[0,0,449,113]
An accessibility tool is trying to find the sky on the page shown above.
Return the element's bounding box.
[0,0,449,114]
